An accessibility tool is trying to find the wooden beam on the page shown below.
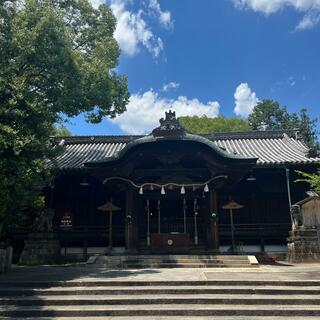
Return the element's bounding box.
[131,168,211,180]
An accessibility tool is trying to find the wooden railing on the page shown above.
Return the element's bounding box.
[219,223,291,246]
[8,222,291,248]
[56,226,126,247]
[145,217,204,237]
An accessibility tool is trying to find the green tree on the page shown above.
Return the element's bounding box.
[292,108,318,149]
[296,170,320,193]
[248,100,318,148]
[0,0,129,237]
[52,124,71,137]
[179,116,251,134]
[248,100,292,130]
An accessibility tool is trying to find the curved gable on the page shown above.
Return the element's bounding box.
[84,111,257,168]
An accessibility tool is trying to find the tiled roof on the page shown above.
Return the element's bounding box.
[53,130,320,170]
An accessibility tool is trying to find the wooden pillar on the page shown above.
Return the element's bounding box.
[108,208,113,250]
[125,189,137,252]
[157,200,161,233]
[207,190,219,251]
[146,199,151,246]
[183,197,187,234]
[193,199,198,245]
[213,191,219,249]
[229,208,236,253]
[83,186,90,259]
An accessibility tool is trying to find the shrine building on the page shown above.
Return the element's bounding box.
[46,111,320,256]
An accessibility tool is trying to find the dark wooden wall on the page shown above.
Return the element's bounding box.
[50,166,311,249]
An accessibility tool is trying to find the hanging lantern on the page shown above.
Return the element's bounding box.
[161,186,165,195]
[192,185,196,192]
[204,184,209,192]
[181,186,186,194]
[150,184,154,190]
[139,186,143,195]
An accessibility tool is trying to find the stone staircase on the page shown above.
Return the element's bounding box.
[1,279,320,318]
[90,254,259,268]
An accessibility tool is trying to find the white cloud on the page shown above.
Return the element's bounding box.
[162,82,180,92]
[275,76,297,88]
[110,0,164,57]
[89,0,105,9]
[233,0,320,29]
[149,0,173,29]
[234,83,259,117]
[296,11,320,29]
[111,90,220,134]
[233,0,320,14]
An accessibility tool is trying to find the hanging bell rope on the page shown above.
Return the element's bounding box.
[103,175,228,193]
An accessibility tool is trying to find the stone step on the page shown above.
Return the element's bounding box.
[3,317,320,320]
[1,275,319,318]
[1,304,320,317]
[2,286,320,296]
[1,280,320,287]
[138,248,209,253]
[122,259,250,263]
[96,255,251,260]
[91,255,256,268]
[121,263,254,268]
[2,294,320,306]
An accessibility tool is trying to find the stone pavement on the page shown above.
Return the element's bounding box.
[1,262,320,283]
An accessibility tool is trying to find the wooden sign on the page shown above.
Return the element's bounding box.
[60,212,73,230]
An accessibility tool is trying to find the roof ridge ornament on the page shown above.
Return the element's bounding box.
[152,110,186,137]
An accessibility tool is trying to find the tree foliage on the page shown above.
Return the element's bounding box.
[248,100,291,130]
[0,0,129,236]
[292,109,319,149]
[52,124,71,137]
[248,100,318,148]
[296,170,320,193]
[179,116,251,134]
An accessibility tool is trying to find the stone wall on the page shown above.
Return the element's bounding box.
[287,228,320,262]
[19,233,61,265]
[287,196,320,263]
[302,199,320,227]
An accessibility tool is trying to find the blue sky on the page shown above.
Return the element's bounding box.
[66,0,320,136]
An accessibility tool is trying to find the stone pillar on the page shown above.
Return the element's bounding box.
[287,227,320,262]
[5,247,13,272]
[0,249,5,273]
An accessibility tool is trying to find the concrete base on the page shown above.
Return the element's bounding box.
[287,227,320,263]
[19,233,61,265]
